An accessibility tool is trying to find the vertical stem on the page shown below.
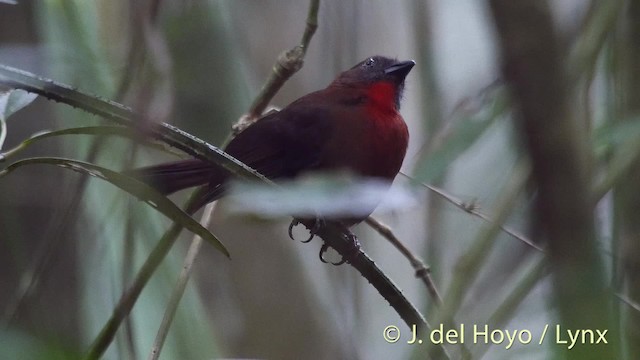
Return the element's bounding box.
[84,189,204,360]
[147,203,214,360]
[410,0,446,316]
[488,1,614,358]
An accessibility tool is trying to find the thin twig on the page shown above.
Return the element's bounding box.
[402,173,544,253]
[616,292,640,313]
[430,185,541,251]
[232,0,320,134]
[148,203,213,360]
[364,217,443,305]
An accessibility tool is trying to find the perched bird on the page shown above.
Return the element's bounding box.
[134,56,414,261]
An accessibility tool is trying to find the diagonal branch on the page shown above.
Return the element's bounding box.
[0,64,270,184]
[298,219,449,359]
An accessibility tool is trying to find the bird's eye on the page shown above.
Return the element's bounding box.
[363,57,376,68]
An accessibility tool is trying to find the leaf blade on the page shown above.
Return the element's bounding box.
[0,157,229,257]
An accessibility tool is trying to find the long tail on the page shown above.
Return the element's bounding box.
[129,159,229,211]
[130,159,216,194]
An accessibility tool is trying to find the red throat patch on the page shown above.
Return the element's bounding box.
[366,81,397,113]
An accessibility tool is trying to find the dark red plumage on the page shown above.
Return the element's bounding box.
[134,56,414,213]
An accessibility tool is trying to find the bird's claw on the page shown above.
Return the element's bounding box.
[288,219,301,241]
[288,218,325,243]
[319,243,347,265]
[318,228,361,266]
[289,219,361,266]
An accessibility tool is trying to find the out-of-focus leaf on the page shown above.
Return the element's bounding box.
[227,172,417,219]
[0,125,185,161]
[0,329,80,360]
[414,88,509,183]
[0,115,4,152]
[0,89,38,122]
[0,90,38,150]
[594,116,640,198]
[0,0,18,5]
[0,157,229,257]
[593,116,640,160]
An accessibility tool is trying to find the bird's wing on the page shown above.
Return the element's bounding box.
[129,100,334,212]
[225,104,333,179]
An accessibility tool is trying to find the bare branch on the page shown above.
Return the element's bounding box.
[364,217,443,305]
[233,0,320,134]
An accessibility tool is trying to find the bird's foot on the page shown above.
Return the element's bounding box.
[319,227,361,266]
[288,218,325,243]
[288,219,361,266]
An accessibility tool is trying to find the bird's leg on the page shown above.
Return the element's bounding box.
[288,217,325,243]
[319,225,361,266]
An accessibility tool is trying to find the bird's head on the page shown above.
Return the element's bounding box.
[331,56,415,110]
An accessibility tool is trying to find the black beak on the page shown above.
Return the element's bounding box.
[384,60,416,80]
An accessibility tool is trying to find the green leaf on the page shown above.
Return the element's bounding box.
[0,89,38,150]
[0,125,185,161]
[0,157,229,257]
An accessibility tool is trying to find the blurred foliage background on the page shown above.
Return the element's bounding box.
[0,0,637,359]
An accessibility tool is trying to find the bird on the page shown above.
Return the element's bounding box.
[133,56,414,263]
